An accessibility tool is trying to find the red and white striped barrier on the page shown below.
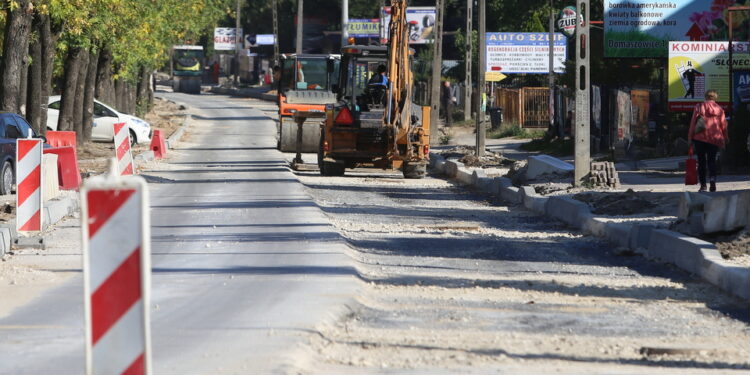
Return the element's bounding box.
[114,122,134,175]
[16,139,43,233]
[82,168,150,375]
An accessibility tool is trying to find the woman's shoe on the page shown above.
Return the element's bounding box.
[710,182,717,192]
[699,183,707,192]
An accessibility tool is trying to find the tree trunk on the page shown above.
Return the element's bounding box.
[95,49,114,106]
[1,0,34,113]
[39,14,56,136]
[82,48,99,142]
[19,54,29,117]
[73,49,89,140]
[58,47,82,131]
[114,78,124,112]
[136,66,152,117]
[26,20,43,134]
[128,83,136,114]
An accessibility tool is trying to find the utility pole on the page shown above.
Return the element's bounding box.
[574,0,590,186]
[429,0,444,145]
[296,0,304,54]
[548,0,555,136]
[235,0,242,86]
[464,0,473,121]
[342,0,349,46]
[273,0,279,65]
[475,0,485,156]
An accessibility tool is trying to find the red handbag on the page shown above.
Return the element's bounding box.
[685,146,698,185]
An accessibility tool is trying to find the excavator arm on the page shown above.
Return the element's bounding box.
[385,0,415,158]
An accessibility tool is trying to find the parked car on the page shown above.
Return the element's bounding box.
[0,112,47,195]
[46,96,152,145]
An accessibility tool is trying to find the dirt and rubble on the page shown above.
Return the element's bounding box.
[294,168,750,374]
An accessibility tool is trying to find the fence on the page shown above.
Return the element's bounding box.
[493,87,550,129]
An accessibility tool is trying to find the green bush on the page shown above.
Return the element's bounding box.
[520,137,574,156]
[488,124,546,139]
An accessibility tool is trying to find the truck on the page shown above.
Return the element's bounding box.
[318,0,430,178]
[276,54,340,152]
[171,45,204,94]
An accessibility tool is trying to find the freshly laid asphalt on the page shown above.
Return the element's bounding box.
[0,92,358,374]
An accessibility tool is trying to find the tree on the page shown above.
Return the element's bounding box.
[1,0,35,113]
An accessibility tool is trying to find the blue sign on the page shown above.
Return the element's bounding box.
[485,32,567,74]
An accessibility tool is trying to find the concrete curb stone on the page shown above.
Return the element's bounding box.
[546,196,591,229]
[0,192,79,255]
[455,166,474,185]
[443,160,463,178]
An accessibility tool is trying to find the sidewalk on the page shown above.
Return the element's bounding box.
[442,125,750,193]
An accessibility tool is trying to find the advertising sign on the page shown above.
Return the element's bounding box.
[557,6,578,38]
[214,28,242,51]
[349,19,380,37]
[380,7,436,44]
[256,34,275,45]
[668,41,750,111]
[605,0,749,57]
[734,71,750,107]
[485,32,567,74]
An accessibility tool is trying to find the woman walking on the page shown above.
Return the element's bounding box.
[688,90,729,192]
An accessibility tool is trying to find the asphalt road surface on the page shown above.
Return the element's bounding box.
[0,91,358,374]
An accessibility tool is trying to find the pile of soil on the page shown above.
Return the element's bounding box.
[573,189,679,216]
[711,229,750,260]
[438,146,509,168]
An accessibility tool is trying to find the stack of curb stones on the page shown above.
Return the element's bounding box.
[589,161,620,188]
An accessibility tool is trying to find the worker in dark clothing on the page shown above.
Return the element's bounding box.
[683,68,704,98]
[368,64,388,87]
[367,65,388,105]
[441,81,456,127]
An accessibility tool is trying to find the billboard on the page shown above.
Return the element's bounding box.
[349,19,380,38]
[380,7,436,44]
[668,41,750,111]
[604,0,748,57]
[214,28,242,51]
[485,32,567,74]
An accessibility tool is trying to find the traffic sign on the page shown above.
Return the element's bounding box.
[485,72,507,82]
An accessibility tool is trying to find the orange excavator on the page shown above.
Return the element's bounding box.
[317,0,430,178]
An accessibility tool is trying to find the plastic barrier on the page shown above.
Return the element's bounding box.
[114,123,134,175]
[46,131,77,148]
[17,139,43,232]
[82,170,151,374]
[149,130,166,159]
[43,146,82,190]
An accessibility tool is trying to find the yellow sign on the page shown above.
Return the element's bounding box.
[485,72,507,82]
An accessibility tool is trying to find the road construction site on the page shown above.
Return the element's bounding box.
[1,92,749,374]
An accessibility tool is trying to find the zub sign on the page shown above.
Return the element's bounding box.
[557,6,579,38]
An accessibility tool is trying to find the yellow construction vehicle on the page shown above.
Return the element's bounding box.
[318,0,430,178]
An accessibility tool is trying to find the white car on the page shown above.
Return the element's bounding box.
[46,95,152,145]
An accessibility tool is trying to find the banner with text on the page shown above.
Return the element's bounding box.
[214,27,242,50]
[380,7,436,44]
[485,32,567,74]
[604,0,748,58]
[349,19,380,37]
[668,41,750,111]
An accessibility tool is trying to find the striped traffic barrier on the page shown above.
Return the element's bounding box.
[16,138,43,233]
[82,160,151,375]
[114,122,134,175]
